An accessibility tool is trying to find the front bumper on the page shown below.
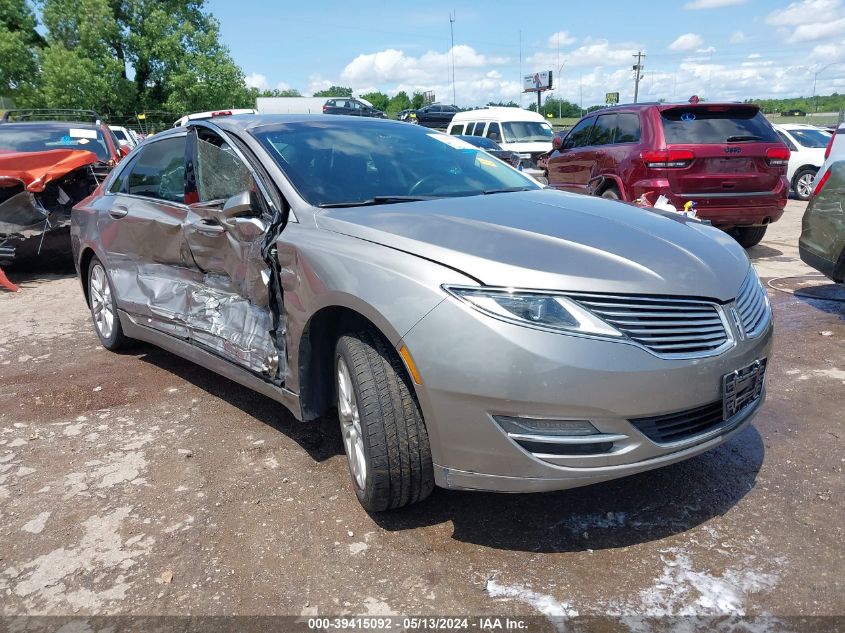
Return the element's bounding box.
[400,295,772,493]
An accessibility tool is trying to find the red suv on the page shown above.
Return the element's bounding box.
[544,102,790,247]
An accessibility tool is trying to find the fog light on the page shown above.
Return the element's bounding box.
[493,415,599,437]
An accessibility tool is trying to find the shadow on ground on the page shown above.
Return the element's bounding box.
[135,344,343,463]
[136,338,765,553]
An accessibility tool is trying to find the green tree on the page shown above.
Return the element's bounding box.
[411,91,426,109]
[36,0,136,114]
[388,90,411,113]
[0,0,43,102]
[313,85,353,97]
[361,91,389,111]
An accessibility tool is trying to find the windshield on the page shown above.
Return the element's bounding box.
[252,121,538,207]
[789,128,830,148]
[0,123,110,160]
[661,107,779,144]
[501,121,554,143]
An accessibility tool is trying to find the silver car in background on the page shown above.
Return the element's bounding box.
[71,115,772,512]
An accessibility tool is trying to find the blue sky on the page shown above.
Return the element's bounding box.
[207,0,845,107]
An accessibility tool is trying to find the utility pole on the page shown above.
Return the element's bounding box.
[519,30,522,106]
[633,51,646,104]
[449,11,456,106]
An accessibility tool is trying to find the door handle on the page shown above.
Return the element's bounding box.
[194,221,225,236]
[109,205,129,219]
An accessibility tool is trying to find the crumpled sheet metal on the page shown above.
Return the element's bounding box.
[0,149,100,193]
[113,261,282,377]
[0,190,52,237]
[183,219,269,307]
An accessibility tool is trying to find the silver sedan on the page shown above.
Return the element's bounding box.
[71,115,772,511]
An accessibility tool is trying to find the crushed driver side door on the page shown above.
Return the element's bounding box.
[180,126,282,379]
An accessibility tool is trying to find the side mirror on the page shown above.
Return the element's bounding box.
[552,135,563,151]
[221,191,254,219]
[118,144,131,158]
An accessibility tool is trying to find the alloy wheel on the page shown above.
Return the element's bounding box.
[89,264,114,340]
[337,356,367,489]
[796,173,815,199]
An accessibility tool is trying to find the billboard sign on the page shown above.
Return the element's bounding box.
[523,71,553,92]
[606,92,620,105]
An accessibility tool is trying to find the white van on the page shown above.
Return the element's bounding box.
[447,107,554,178]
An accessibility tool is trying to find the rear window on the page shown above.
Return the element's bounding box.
[790,128,830,148]
[661,107,779,144]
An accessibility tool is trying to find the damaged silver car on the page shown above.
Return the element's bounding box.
[72,115,772,512]
[1,110,126,265]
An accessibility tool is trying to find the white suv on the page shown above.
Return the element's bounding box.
[773,123,831,200]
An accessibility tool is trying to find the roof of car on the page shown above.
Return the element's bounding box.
[197,113,409,134]
[774,123,829,131]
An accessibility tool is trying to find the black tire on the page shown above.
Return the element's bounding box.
[600,187,620,200]
[87,257,128,351]
[335,329,434,512]
[792,167,817,201]
[731,226,768,248]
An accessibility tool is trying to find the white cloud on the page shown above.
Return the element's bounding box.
[766,0,840,26]
[245,72,269,90]
[730,31,747,44]
[275,81,291,91]
[669,33,705,51]
[786,17,845,43]
[340,45,507,87]
[696,46,717,54]
[528,39,641,69]
[685,0,745,7]
[547,31,576,48]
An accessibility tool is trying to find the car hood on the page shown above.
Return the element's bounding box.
[0,149,100,193]
[315,189,750,302]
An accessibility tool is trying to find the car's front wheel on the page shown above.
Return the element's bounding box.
[87,257,127,350]
[793,167,818,201]
[335,329,434,512]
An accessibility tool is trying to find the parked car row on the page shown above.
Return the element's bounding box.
[539,101,793,247]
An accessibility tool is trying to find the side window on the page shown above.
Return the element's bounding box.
[590,115,617,146]
[108,157,135,194]
[465,122,475,135]
[473,122,486,137]
[126,136,186,203]
[487,122,502,141]
[615,113,641,143]
[563,118,595,149]
[450,124,465,135]
[196,131,255,204]
[430,105,442,113]
[326,100,336,107]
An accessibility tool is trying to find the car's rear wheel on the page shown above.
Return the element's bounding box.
[793,167,818,201]
[600,187,620,201]
[335,328,434,512]
[730,226,768,248]
[88,257,127,350]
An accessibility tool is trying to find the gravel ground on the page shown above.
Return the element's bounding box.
[0,199,842,628]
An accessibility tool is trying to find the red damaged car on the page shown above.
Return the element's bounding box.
[0,109,128,265]
[544,101,790,247]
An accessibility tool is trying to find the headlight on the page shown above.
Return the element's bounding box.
[443,286,623,338]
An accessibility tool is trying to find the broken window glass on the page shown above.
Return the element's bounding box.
[196,138,254,203]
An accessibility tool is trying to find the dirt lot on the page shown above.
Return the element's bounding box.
[0,200,843,627]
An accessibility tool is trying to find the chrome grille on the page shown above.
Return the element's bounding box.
[570,294,729,356]
[736,272,769,338]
